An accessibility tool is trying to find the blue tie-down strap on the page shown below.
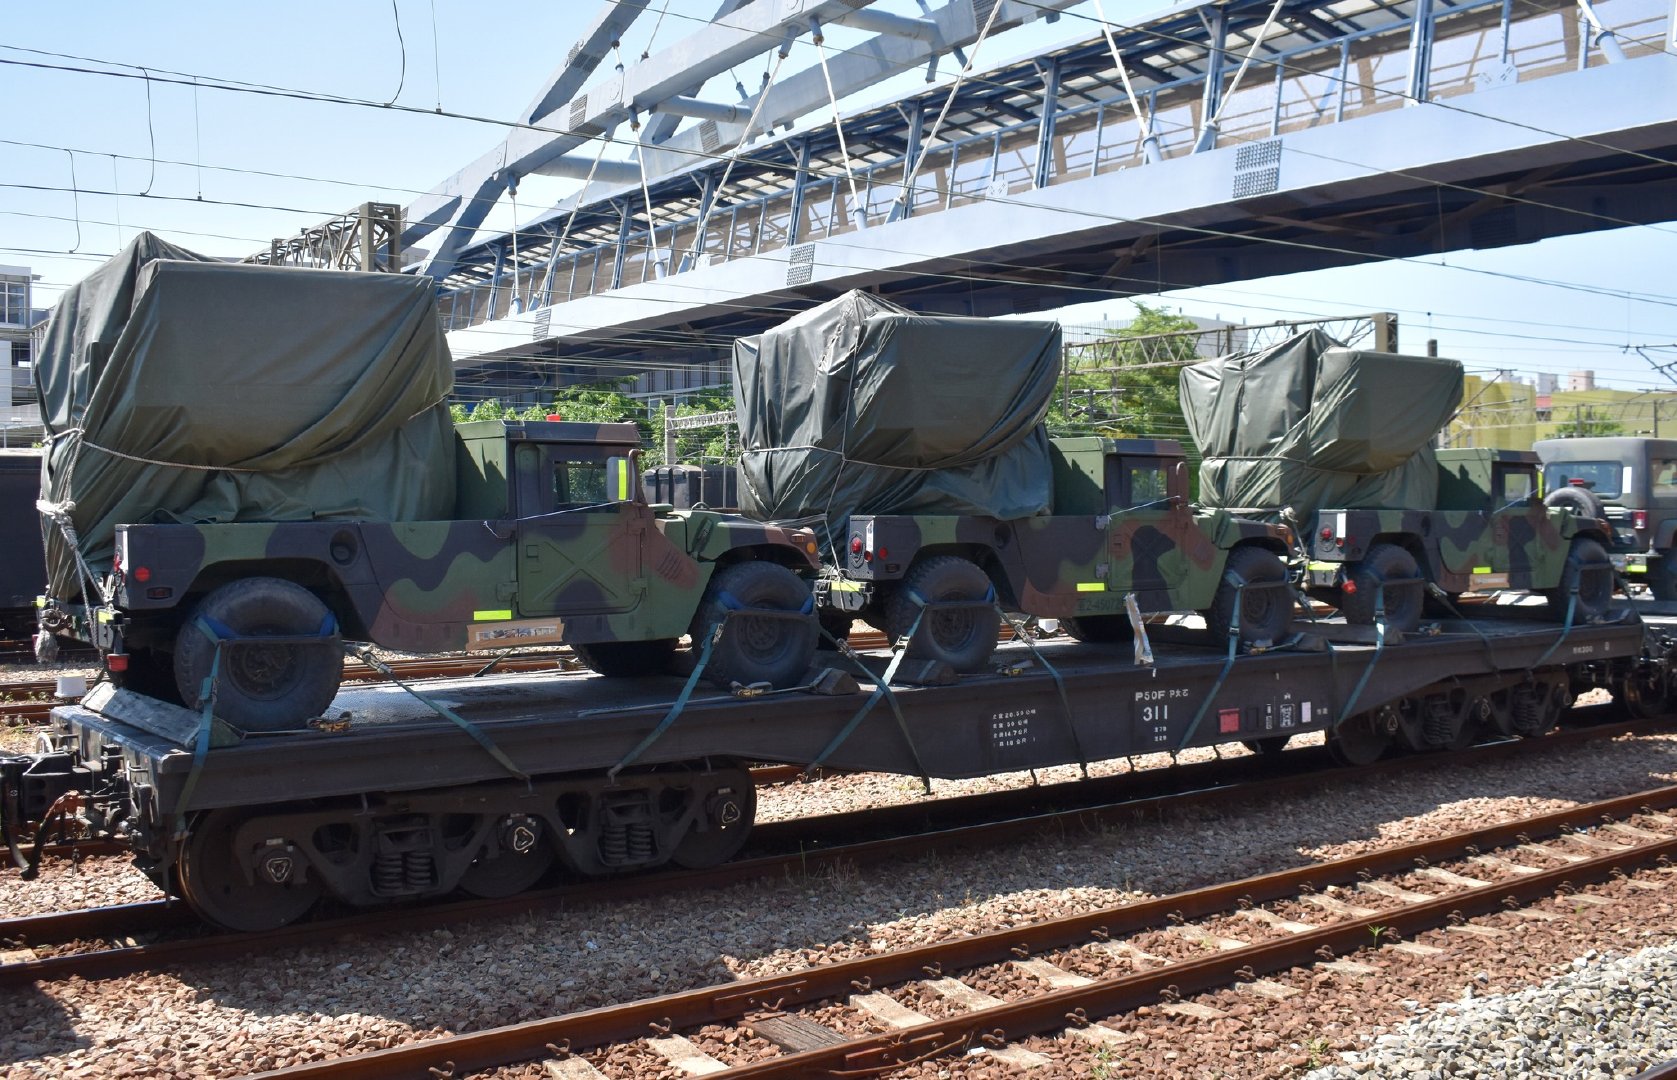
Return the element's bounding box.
[350,644,530,785]
[995,604,1087,778]
[1176,568,1251,754]
[807,601,931,791]
[172,618,231,838]
[609,623,724,782]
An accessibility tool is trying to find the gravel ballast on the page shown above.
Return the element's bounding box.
[1307,945,1677,1079]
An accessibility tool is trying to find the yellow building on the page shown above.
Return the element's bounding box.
[1446,375,1677,450]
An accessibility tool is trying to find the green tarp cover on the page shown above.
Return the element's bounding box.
[36,232,456,601]
[1179,329,1462,518]
[732,291,1059,543]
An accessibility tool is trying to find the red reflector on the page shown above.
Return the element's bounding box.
[547,414,563,421]
[1335,537,1345,548]
[1218,707,1242,734]
[877,546,889,561]
[133,566,152,583]
[107,654,129,673]
[1343,579,1358,594]
[850,536,863,554]
[1319,527,1333,541]
[1634,510,1649,530]
[863,550,873,562]
[1570,478,1587,486]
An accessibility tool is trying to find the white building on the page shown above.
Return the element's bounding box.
[1,264,46,445]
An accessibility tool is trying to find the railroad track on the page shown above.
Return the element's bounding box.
[0,710,1658,990]
[237,783,1677,1078]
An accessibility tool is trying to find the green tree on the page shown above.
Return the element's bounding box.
[1552,407,1624,438]
[1049,301,1202,447]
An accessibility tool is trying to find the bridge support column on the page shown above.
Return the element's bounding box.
[1194,5,1229,152]
[1406,0,1435,103]
[1034,58,1063,188]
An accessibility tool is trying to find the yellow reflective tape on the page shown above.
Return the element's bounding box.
[473,609,514,621]
[96,609,113,623]
[1472,566,1493,575]
[1077,582,1105,592]
[34,596,45,609]
[1627,564,1648,573]
[1306,561,1338,573]
[827,579,864,592]
[615,460,630,501]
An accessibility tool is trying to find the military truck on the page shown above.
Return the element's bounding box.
[43,418,821,731]
[1535,436,1677,599]
[1181,332,1615,632]
[820,436,1295,670]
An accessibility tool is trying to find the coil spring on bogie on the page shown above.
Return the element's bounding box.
[404,849,434,888]
[1422,699,1456,747]
[627,821,654,861]
[373,850,405,892]
[601,821,629,863]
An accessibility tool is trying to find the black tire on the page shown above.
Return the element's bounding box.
[690,561,817,689]
[1543,485,1606,523]
[572,639,676,678]
[1649,550,1677,602]
[884,556,999,673]
[1339,543,1425,633]
[1060,614,1133,642]
[1203,545,1292,647]
[173,577,342,733]
[1545,536,1614,621]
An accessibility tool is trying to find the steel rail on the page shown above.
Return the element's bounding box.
[0,712,1662,983]
[237,784,1677,1079]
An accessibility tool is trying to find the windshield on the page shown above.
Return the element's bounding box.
[1542,460,1622,499]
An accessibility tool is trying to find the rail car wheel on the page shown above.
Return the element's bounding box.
[174,577,342,732]
[1340,544,1425,633]
[1242,736,1289,757]
[1619,669,1672,720]
[1061,614,1133,642]
[572,639,677,678]
[670,763,757,870]
[1544,537,1614,621]
[177,808,322,932]
[886,556,1000,672]
[458,817,557,898]
[1327,710,1392,767]
[1204,546,1291,647]
[692,562,818,689]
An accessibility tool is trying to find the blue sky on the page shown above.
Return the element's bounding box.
[4,0,1675,389]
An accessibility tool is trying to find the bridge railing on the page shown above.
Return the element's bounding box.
[437,0,1670,335]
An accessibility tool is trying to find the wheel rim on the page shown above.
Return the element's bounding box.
[227,640,300,700]
[458,828,556,899]
[177,809,321,932]
[671,766,756,869]
[926,604,982,652]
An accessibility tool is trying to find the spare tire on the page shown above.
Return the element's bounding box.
[1544,485,1605,523]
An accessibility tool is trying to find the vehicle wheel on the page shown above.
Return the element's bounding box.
[1242,736,1289,757]
[1327,710,1392,766]
[458,818,556,898]
[1649,551,1677,602]
[884,556,999,673]
[1061,614,1133,642]
[691,562,817,689]
[1339,543,1424,633]
[177,808,322,931]
[816,607,855,650]
[670,762,756,869]
[1203,546,1292,647]
[1544,537,1614,620]
[1543,485,1606,522]
[173,577,342,732]
[572,639,676,678]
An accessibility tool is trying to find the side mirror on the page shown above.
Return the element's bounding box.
[606,457,634,503]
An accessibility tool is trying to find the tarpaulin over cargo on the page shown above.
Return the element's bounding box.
[732,291,1058,544]
[36,232,456,601]
[1179,329,1461,518]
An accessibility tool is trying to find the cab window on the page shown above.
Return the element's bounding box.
[1542,460,1621,499]
[1653,460,1677,498]
[1497,467,1535,504]
[1126,463,1168,507]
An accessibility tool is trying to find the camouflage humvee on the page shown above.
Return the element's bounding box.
[816,438,1296,671]
[60,420,820,731]
[1296,448,1615,630]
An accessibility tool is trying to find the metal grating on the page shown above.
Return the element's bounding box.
[785,243,816,286]
[569,95,590,132]
[971,0,1000,29]
[566,42,581,66]
[1232,168,1280,198]
[532,308,551,341]
[1232,139,1283,198]
[1234,139,1284,171]
[700,120,721,153]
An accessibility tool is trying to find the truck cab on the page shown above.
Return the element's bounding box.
[1536,436,1677,597]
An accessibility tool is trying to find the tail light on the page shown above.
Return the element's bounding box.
[1633,510,1649,531]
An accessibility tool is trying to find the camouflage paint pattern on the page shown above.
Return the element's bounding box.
[85,421,819,657]
[1300,505,1604,593]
